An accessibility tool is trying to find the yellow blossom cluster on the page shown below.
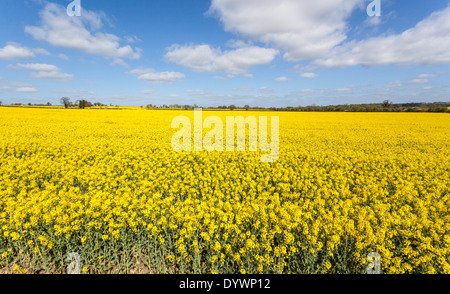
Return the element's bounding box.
[0,107,449,274]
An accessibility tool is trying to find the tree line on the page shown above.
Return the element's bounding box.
[60,97,108,109]
[1,99,448,113]
[263,101,450,113]
[144,100,450,113]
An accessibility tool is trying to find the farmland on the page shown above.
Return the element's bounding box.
[0,107,449,274]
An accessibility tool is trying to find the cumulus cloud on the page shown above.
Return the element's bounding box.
[313,5,450,68]
[57,53,69,60]
[0,84,38,93]
[300,72,318,78]
[408,78,430,85]
[126,68,155,75]
[25,3,142,60]
[233,87,254,92]
[29,71,74,81]
[110,58,129,68]
[127,68,185,84]
[386,81,403,88]
[11,63,74,81]
[16,63,59,72]
[259,87,273,94]
[207,0,363,62]
[417,74,437,79]
[0,43,36,60]
[16,87,39,93]
[165,44,278,75]
[274,76,291,82]
[207,1,450,70]
[138,72,185,84]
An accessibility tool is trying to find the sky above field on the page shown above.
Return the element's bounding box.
[1,0,450,107]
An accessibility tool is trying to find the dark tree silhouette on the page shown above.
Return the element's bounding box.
[60,97,71,109]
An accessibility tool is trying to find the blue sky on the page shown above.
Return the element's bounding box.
[1,0,450,107]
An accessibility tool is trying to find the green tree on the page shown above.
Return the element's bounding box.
[382,100,392,108]
[60,97,71,109]
[76,100,92,109]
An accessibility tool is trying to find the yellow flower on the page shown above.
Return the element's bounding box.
[167,254,175,262]
[13,265,27,274]
[0,108,448,274]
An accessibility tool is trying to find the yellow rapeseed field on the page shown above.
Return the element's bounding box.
[0,107,449,274]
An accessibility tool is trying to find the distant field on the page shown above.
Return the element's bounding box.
[0,107,449,274]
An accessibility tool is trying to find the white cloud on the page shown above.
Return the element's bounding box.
[313,5,450,68]
[32,48,52,56]
[140,90,160,95]
[29,71,74,81]
[208,1,450,69]
[274,76,291,82]
[363,16,382,27]
[233,87,254,92]
[128,68,185,84]
[16,63,59,72]
[213,74,235,80]
[208,0,363,61]
[336,87,353,93]
[138,72,185,84]
[12,63,73,81]
[126,68,155,75]
[0,43,36,60]
[110,58,129,68]
[259,87,273,94]
[16,87,38,93]
[408,78,429,85]
[58,53,69,60]
[0,85,38,93]
[124,35,142,43]
[300,72,318,78]
[165,44,278,75]
[417,74,437,79]
[386,81,403,88]
[25,3,142,60]
[363,11,396,28]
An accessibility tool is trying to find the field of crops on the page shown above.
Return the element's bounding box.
[0,107,449,274]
